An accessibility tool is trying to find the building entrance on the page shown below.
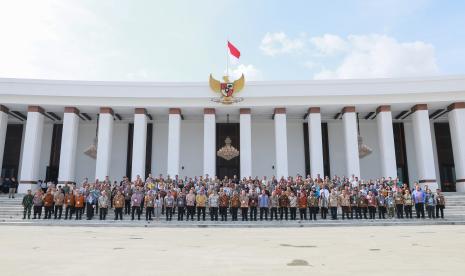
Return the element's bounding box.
[216,123,240,179]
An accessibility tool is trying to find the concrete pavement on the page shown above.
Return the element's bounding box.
[0,225,464,276]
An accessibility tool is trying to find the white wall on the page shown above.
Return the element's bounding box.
[287,120,305,177]
[359,121,382,180]
[109,123,128,182]
[152,120,168,177]
[328,121,345,177]
[75,123,97,183]
[328,120,382,179]
[251,119,275,178]
[179,119,203,178]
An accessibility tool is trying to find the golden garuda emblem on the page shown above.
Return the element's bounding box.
[209,74,245,104]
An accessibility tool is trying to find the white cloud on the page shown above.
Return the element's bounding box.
[311,34,438,79]
[310,34,347,56]
[259,32,305,56]
[230,64,262,81]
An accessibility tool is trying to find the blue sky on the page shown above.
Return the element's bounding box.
[1,0,464,81]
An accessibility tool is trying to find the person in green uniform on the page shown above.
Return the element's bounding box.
[22,190,34,219]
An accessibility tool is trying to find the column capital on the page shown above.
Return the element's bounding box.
[308,107,320,114]
[342,106,356,114]
[411,104,427,113]
[0,105,9,114]
[99,107,114,116]
[28,105,44,114]
[376,105,391,114]
[169,108,181,115]
[447,102,465,111]
[274,108,286,114]
[64,107,80,115]
[135,108,147,115]
[240,108,251,114]
[204,108,215,115]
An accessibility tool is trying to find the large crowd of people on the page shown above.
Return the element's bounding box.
[20,174,446,222]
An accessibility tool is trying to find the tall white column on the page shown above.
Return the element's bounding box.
[95,107,114,181]
[411,104,437,190]
[376,105,397,179]
[18,106,45,193]
[203,108,216,177]
[307,107,324,178]
[240,108,252,178]
[58,107,80,184]
[342,106,360,178]
[167,108,181,177]
[274,108,288,178]
[131,108,147,181]
[0,105,9,178]
[448,102,465,192]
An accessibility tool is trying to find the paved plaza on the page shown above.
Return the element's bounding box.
[0,225,464,276]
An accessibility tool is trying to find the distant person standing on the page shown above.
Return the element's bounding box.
[10,177,18,198]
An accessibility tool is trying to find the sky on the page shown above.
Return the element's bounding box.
[1,0,465,82]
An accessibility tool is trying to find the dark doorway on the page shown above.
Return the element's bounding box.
[303,122,330,177]
[216,123,240,179]
[1,124,24,179]
[46,124,63,183]
[393,123,409,185]
[434,123,455,192]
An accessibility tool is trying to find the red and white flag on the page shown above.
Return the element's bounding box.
[227,41,240,59]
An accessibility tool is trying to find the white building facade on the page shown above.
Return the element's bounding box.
[1,76,465,193]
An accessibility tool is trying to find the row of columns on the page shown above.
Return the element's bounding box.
[4,103,465,193]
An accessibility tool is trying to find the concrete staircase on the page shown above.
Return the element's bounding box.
[1,192,464,226]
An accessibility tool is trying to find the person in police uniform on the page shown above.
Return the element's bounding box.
[113,190,125,220]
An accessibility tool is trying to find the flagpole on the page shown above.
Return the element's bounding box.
[226,40,229,78]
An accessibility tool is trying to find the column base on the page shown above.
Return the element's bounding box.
[456,180,465,192]
[17,181,39,194]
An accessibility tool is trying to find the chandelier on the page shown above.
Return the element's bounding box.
[357,113,372,159]
[358,135,372,158]
[217,136,240,160]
